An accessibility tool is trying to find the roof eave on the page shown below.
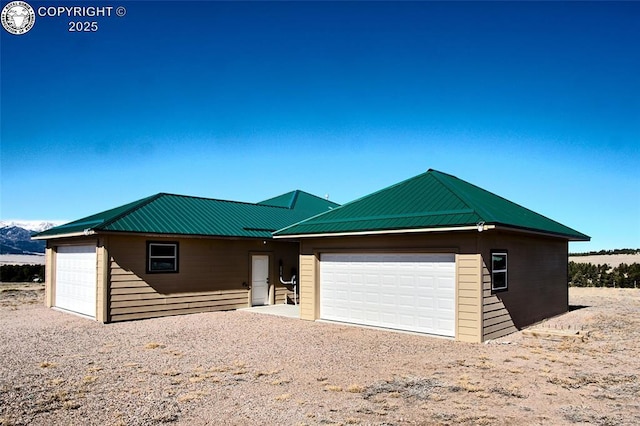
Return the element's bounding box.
[491,225,591,242]
[31,229,97,240]
[273,224,492,239]
[273,223,590,241]
[86,230,275,240]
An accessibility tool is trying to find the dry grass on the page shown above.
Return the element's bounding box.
[347,384,365,393]
[324,385,343,392]
[82,375,98,384]
[255,369,280,378]
[274,393,291,401]
[453,376,483,393]
[177,391,207,403]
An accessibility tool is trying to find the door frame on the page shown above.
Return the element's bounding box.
[249,253,272,306]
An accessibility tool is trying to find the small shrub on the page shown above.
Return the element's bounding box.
[324,385,343,392]
[347,384,365,393]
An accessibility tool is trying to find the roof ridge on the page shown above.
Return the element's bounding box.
[288,190,300,209]
[97,193,165,230]
[272,173,430,235]
[429,171,494,221]
[164,192,301,210]
[431,171,587,236]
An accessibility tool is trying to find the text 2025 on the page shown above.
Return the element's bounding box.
[68,21,98,32]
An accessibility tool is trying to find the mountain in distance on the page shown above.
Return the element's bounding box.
[0,220,63,233]
[0,221,64,255]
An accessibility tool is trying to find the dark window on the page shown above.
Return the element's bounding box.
[147,242,179,273]
[491,251,508,291]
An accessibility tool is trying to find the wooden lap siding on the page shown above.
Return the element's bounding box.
[298,254,318,321]
[481,260,517,340]
[479,233,568,341]
[106,236,297,322]
[275,285,297,305]
[44,246,55,308]
[456,254,483,343]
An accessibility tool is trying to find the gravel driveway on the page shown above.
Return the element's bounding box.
[1,285,639,425]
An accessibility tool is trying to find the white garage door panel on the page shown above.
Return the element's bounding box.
[320,253,455,337]
[55,245,97,318]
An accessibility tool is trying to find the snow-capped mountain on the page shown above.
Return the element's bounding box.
[0,220,64,233]
[0,226,45,254]
[0,221,66,254]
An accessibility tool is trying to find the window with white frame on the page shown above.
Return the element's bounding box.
[147,242,179,273]
[491,251,508,291]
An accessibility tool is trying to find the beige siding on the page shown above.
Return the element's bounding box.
[44,245,54,308]
[480,231,568,341]
[106,235,298,322]
[481,260,517,340]
[300,233,476,254]
[275,285,297,305]
[299,254,318,320]
[299,230,569,342]
[456,254,482,343]
[96,238,109,323]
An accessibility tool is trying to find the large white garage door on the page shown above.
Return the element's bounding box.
[55,245,97,318]
[320,253,456,337]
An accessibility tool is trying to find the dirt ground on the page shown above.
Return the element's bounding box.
[1,284,639,425]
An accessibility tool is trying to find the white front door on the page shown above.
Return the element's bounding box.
[55,244,97,318]
[251,255,270,306]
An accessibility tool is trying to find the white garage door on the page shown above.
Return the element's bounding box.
[320,253,455,337]
[55,245,97,318]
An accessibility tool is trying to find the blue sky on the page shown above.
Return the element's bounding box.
[1,1,638,252]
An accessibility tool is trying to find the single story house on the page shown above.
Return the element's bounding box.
[35,169,588,343]
[33,190,339,323]
[273,169,589,342]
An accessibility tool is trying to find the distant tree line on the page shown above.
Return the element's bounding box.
[570,248,640,256]
[569,262,640,288]
[0,265,44,283]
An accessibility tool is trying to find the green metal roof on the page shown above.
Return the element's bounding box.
[258,190,339,216]
[274,169,590,241]
[34,191,338,240]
